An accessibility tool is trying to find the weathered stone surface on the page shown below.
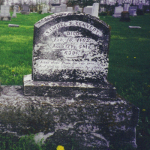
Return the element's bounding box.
[8,24,19,27]
[32,13,109,83]
[24,12,110,96]
[1,12,139,150]
[0,86,139,149]
[24,74,116,98]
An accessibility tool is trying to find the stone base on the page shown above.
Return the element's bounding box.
[21,11,30,14]
[0,16,11,21]
[0,85,139,150]
[24,74,116,98]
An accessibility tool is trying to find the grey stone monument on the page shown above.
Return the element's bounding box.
[12,7,17,18]
[113,6,123,17]
[21,4,30,14]
[60,4,67,12]
[0,5,11,21]
[129,6,137,16]
[14,5,20,13]
[23,12,139,149]
[83,3,99,17]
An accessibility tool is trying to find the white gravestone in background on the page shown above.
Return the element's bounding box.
[83,3,99,17]
[60,4,67,12]
[83,6,93,15]
[0,5,11,20]
[92,3,99,17]
[113,6,123,17]
[123,3,130,11]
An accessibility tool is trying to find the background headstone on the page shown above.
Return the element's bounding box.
[14,5,20,13]
[113,6,123,17]
[21,4,30,14]
[129,6,137,16]
[60,3,67,12]
[83,3,99,17]
[0,5,11,21]
[92,3,99,17]
[138,3,143,9]
[123,3,130,11]
[12,7,17,18]
[83,6,93,15]
[74,5,80,13]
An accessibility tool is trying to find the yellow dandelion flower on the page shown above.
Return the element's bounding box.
[147,85,150,87]
[12,70,15,72]
[127,56,129,58]
[134,57,136,59]
[142,109,146,112]
[56,145,65,150]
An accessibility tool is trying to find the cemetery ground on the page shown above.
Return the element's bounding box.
[0,12,150,150]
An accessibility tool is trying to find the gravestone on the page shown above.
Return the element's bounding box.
[74,5,80,13]
[14,5,20,13]
[67,7,73,13]
[51,4,67,13]
[113,6,123,17]
[123,3,130,11]
[83,3,99,17]
[23,13,139,149]
[12,7,17,18]
[120,11,130,22]
[21,4,30,14]
[0,5,11,21]
[42,7,48,14]
[138,3,143,9]
[129,6,137,16]
[55,6,62,13]
[60,3,67,12]
[92,3,99,17]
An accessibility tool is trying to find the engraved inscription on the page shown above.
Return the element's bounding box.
[43,21,103,37]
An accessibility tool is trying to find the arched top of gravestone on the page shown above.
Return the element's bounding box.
[34,13,110,45]
[33,12,110,83]
[35,12,109,28]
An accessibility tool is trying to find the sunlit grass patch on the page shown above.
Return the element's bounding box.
[0,65,31,85]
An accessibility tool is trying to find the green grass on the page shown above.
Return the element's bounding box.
[0,12,52,85]
[0,12,150,149]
